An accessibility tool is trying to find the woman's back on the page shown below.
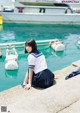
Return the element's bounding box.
[28,51,47,74]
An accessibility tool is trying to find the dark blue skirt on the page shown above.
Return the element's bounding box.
[32,69,54,88]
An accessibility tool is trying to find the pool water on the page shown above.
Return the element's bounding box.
[0,24,80,92]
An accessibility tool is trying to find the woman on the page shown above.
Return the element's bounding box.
[23,39,55,90]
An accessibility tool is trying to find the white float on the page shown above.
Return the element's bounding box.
[77,39,80,45]
[76,37,80,49]
[5,47,18,70]
[50,39,65,51]
[0,49,2,58]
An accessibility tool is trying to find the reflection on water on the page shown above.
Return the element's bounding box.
[5,70,18,79]
[0,25,3,31]
[0,31,15,42]
[51,51,65,57]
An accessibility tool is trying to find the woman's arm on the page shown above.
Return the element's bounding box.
[24,54,35,90]
[23,71,29,85]
[24,68,33,90]
[28,68,33,86]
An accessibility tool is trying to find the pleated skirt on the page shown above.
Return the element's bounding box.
[32,69,54,88]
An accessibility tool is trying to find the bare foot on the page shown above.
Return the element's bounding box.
[54,74,59,79]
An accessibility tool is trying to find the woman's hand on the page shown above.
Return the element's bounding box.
[24,84,31,90]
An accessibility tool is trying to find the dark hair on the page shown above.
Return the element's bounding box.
[25,39,37,53]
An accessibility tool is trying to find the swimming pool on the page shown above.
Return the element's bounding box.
[0,24,80,92]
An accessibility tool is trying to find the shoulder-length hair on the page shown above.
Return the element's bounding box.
[25,39,37,53]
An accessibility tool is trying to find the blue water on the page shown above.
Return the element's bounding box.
[0,24,80,92]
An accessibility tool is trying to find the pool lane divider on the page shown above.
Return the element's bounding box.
[0,39,53,49]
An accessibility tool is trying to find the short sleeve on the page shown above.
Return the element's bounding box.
[28,54,35,69]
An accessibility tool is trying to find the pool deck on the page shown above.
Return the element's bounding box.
[0,60,80,113]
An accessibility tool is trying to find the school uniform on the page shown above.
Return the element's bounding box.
[28,50,54,88]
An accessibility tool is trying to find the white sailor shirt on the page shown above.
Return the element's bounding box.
[28,51,47,74]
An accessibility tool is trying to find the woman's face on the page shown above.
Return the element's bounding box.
[26,46,32,53]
